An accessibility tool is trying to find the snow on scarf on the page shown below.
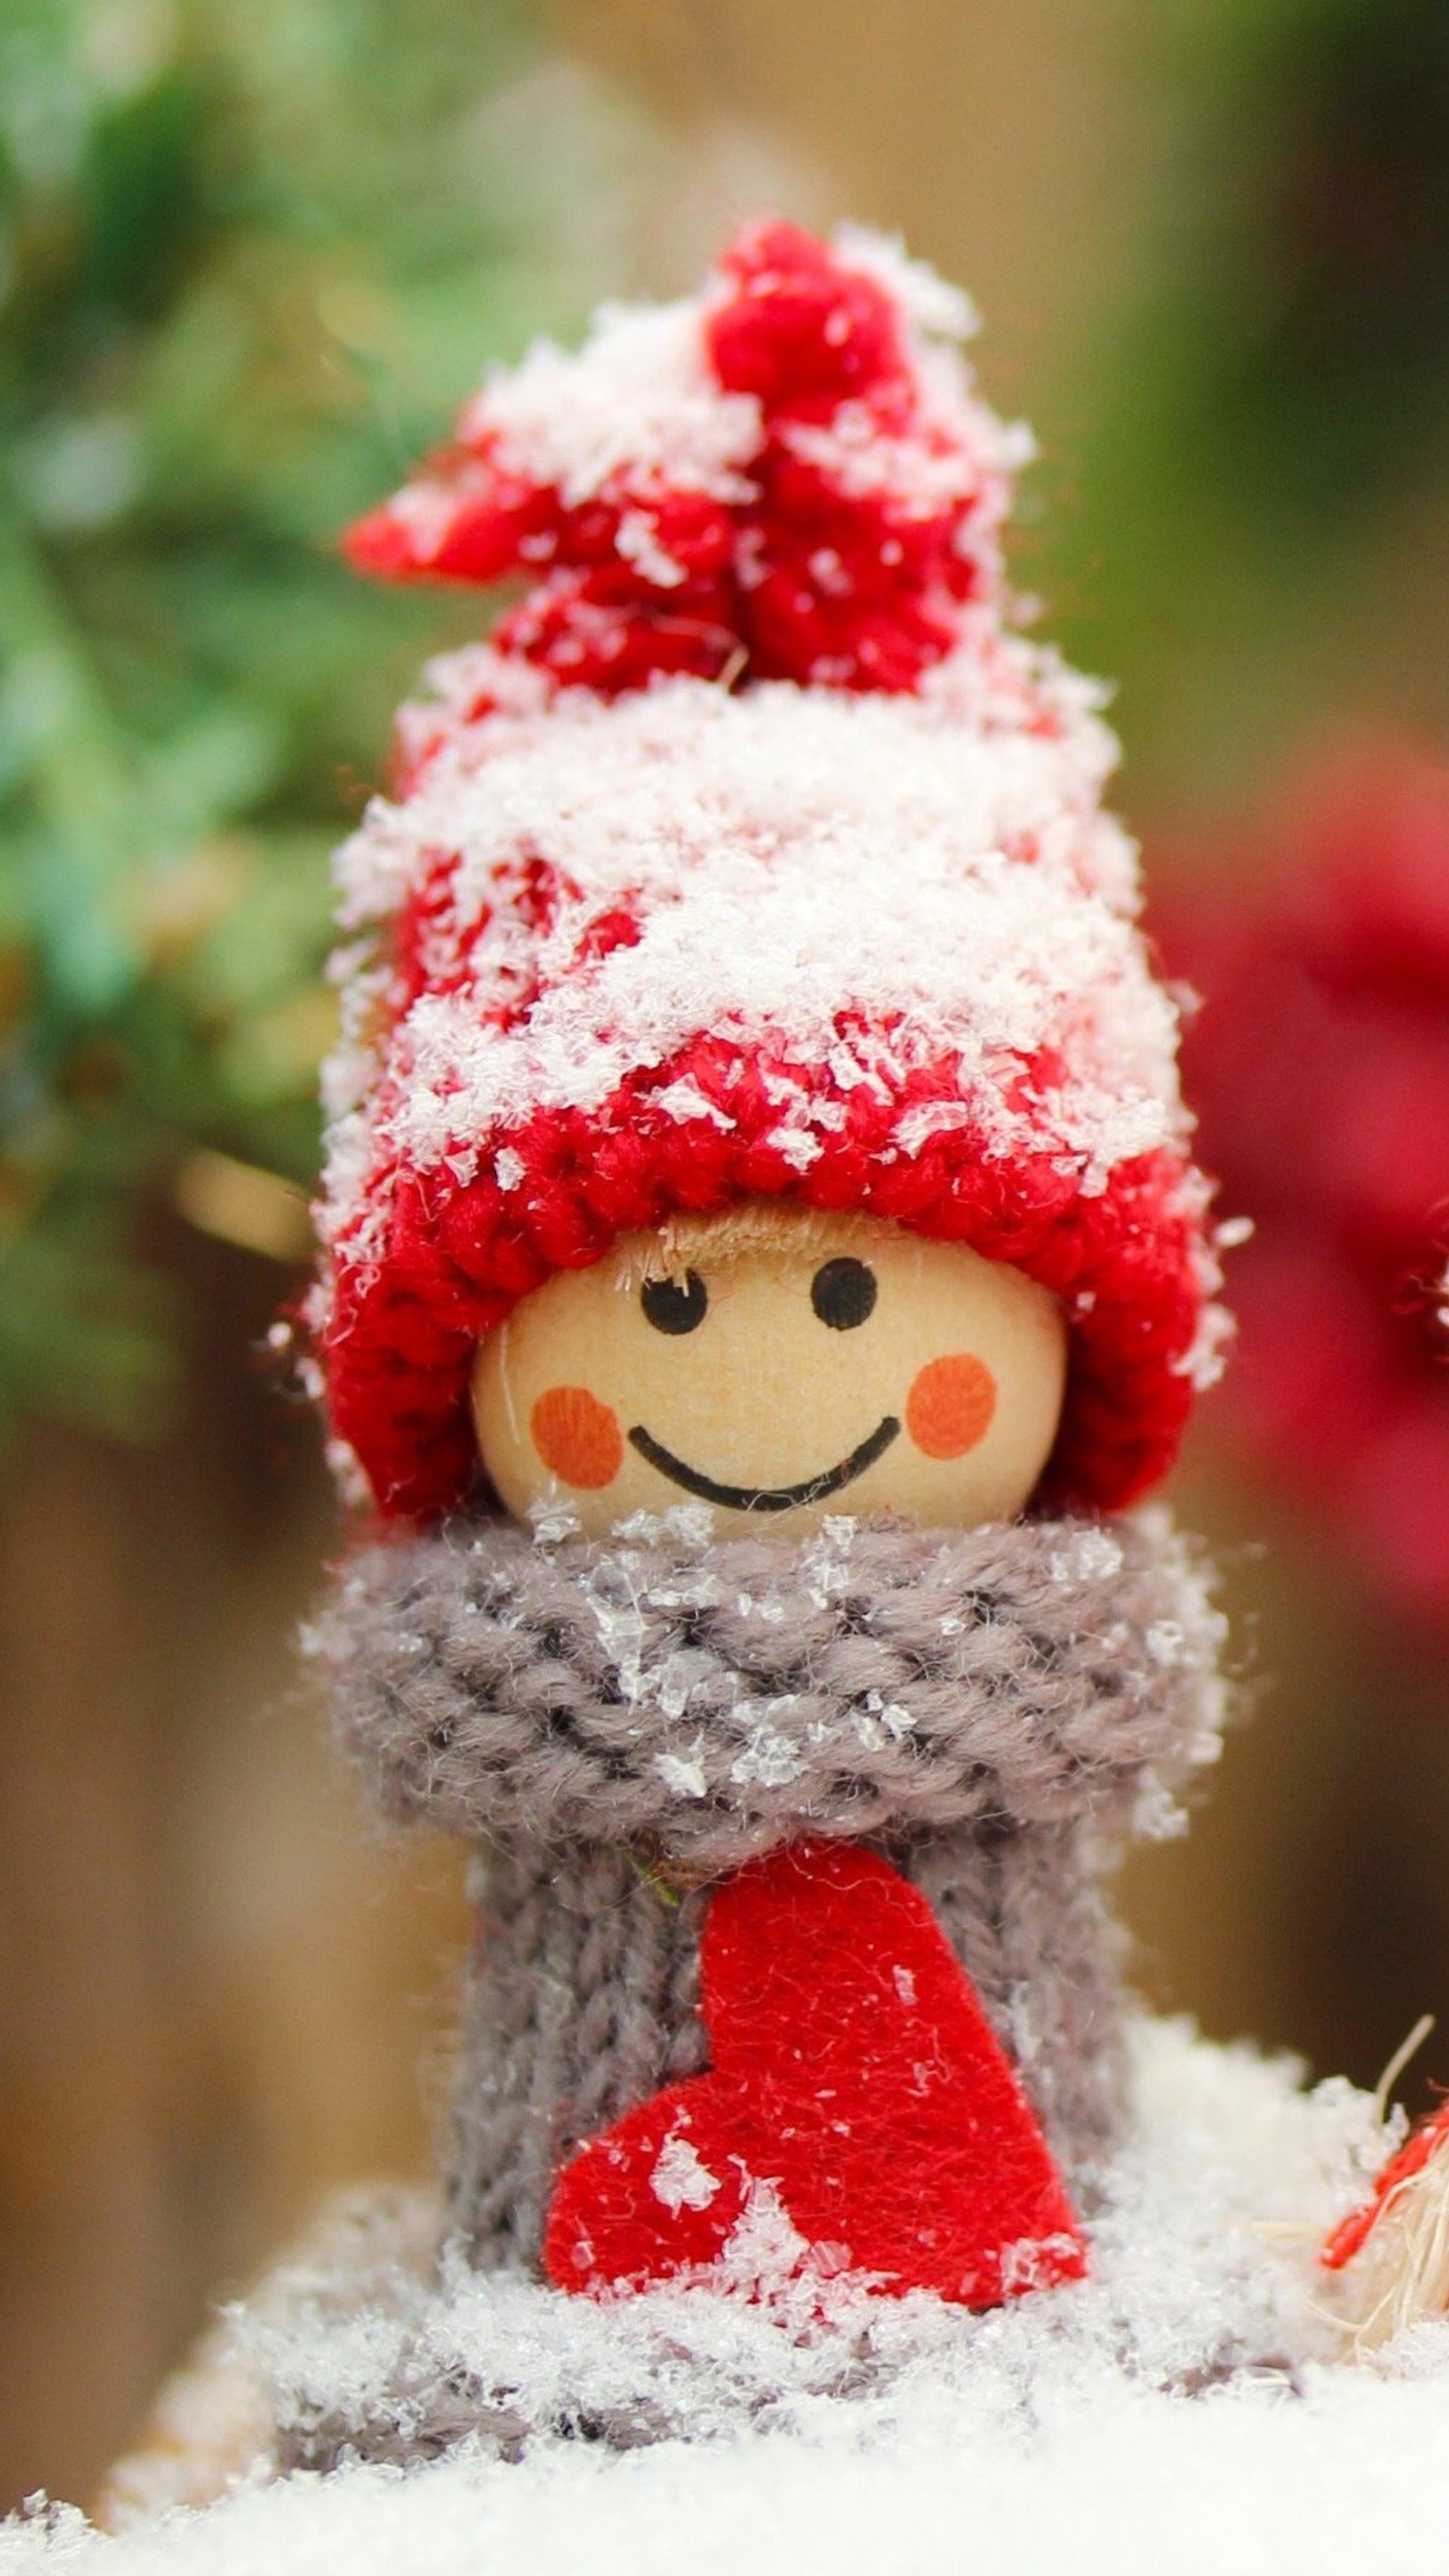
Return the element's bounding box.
[312,1507,1227,2273]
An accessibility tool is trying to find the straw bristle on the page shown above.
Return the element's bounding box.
[1320,2038,1449,2356]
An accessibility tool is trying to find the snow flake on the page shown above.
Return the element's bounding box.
[767,1124,822,1172]
[895,1100,975,1154]
[616,509,688,590]
[650,2125,722,2214]
[619,1503,717,1552]
[717,2173,817,2292]
[461,296,762,508]
[1049,1528,1126,1587]
[653,1749,707,1801]
[648,1656,698,1721]
[832,220,980,343]
[655,1077,735,1131]
[583,1582,648,1701]
[730,1702,809,1787]
[851,1687,914,1754]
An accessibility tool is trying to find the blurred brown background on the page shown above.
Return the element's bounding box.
[5,0,1449,2515]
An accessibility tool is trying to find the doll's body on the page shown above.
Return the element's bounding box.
[327,1203,1223,2279]
[312,219,1228,2328]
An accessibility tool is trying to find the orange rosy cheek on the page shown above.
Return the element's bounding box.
[906,1353,997,1459]
[531,1385,625,1489]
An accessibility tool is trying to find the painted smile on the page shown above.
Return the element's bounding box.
[626,1415,901,1513]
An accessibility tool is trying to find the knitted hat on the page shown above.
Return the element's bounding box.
[314,221,1223,1523]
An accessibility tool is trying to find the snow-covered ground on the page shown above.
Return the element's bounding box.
[9,2021,1449,2576]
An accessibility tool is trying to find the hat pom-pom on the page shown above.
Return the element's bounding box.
[340,220,1026,716]
[705,219,908,408]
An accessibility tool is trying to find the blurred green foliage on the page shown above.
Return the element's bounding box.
[1049,0,1449,803]
[0,0,579,1447]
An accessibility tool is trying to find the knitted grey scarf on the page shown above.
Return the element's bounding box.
[319,1506,1226,2273]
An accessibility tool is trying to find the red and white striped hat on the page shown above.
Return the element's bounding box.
[313,220,1223,1524]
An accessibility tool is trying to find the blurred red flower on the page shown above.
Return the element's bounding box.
[1160,742,1449,1623]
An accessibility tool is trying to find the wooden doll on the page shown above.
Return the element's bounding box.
[311,222,1228,2321]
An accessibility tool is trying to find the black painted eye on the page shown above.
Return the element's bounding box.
[641,1270,709,1335]
[811,1256,878,1331]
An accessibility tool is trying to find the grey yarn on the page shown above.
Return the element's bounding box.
[317,1506,1226,2269]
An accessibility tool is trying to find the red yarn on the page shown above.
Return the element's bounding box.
[542,1838,1088,2306]
[325,1033,1203,1525]
[341,220,998,712]
[1320,2099,1449,2272]
[705,220,909,407]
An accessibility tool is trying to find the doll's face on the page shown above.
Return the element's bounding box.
[470,1205,1068,1540]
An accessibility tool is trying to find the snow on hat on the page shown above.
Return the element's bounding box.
[313,219,1223,1523]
